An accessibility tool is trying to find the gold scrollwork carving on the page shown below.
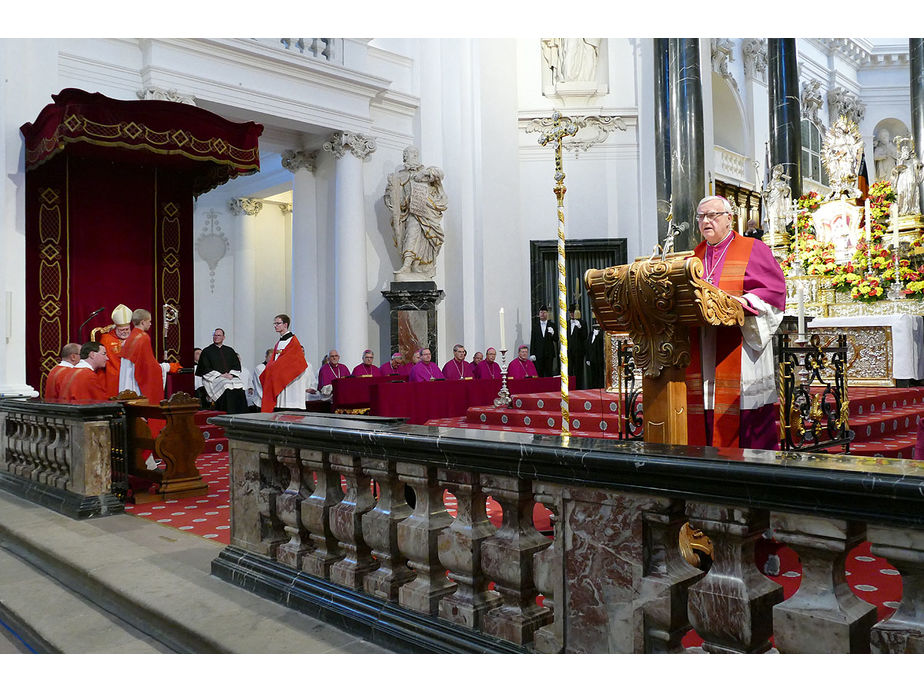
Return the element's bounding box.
[679,522,714,569]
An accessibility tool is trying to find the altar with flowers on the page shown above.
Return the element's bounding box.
[778,179,924,385]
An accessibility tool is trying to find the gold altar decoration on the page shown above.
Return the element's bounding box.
[585,253,744,445]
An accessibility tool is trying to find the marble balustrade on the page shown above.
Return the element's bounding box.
[210,411,924,654]
[0,399,125,518]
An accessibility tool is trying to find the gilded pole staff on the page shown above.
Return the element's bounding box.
[538,111,578,436]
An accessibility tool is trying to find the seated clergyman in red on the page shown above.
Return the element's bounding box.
[507,345,538,379]
[57,341,109,402]
[44,342,81,399]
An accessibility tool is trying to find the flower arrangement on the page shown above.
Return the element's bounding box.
[785,182,924,303]
[850,276,884,302]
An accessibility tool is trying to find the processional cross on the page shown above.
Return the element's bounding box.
[538,111,578,436]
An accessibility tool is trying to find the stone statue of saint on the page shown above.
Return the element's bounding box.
[890,136,924,217]
[541,38,601,83]
[873,127,899,182]
[821,116,863,199]
[765,164,792,238]
[384,146,448,279]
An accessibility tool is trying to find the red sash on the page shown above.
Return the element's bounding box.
[44,364,70,400]
[687,233,754,447]
[260,335,308,412]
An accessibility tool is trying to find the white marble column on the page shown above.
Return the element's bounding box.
[229,197,263,370]
[282,150,320,364]
[323,132,376,365]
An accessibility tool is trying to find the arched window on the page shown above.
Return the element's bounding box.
[801,119,828,185]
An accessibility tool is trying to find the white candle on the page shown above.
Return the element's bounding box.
[499,307,506,352]
[866,198,872,262]
[792,209,799,264]
[797,284,806,340]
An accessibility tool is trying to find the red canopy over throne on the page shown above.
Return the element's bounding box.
[21,88,263,395]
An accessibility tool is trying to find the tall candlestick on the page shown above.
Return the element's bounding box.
[499,307,506,352]
[797,284,806,341]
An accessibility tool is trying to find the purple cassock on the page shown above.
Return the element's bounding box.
[410,361,444,382]
[507,358,538,379]
[381,361,402,376]
[352,363,380,377]
[475,360,502,380]
[318,362,351,388]
[398,362,415,377]
[441,358,474,380]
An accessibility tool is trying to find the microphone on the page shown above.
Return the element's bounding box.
[77,307,106,341]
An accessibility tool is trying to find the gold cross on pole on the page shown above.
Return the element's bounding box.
[538,112,578,437]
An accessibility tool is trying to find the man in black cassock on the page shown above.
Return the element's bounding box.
[195,328,248,413]
[529,305,558,377]
[585,321,606,389]
[566,303,587,389]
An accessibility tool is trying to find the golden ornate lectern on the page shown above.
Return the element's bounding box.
[584,253,745,445]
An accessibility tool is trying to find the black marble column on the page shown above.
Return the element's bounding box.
[910,39,924,209]
[381,282,445,364]
[654,38,672,238]
[767,39,802,201]
[668,38,705,252]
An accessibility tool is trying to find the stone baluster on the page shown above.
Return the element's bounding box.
[274,446,315,569]
[772,513,876,652]
[641,498,704,653]
[361,456,415,601]
[254,448,286,557]
[329,452,378,590]
[226,440,278,555]
[685,502,782,653]
[397,461,456,615]
[437,468,500,630]
[301,450,345,579]
[532,482,562,653]
[480,474,551,646]
[869,524,924,653]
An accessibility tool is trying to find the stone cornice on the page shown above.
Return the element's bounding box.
[807,38,909,69]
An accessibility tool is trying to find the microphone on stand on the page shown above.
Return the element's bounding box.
[77,307,105,342]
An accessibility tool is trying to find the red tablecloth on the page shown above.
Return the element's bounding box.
[332,375,407,409]
[165,370,195,398]
[369,376,573,424]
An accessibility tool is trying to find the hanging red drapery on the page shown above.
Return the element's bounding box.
[21,89,264,396]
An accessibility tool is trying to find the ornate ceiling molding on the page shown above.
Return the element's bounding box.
[323,131,377,161]
[281,149,319,174]
[812,38,909,69]
[711,38,738,92]
[228,198,264,216]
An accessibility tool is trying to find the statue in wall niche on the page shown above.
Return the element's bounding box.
[541,38,601,83]
[873,127,900,182]
[891,136,924,216]
[384,146,448,280]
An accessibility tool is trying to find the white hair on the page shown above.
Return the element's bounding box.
[696,195,733,214]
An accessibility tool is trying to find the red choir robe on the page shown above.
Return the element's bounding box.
[352,363,380,378]
[260,334,309,413]
[57,364,107,402]
[507,357,538,379]
[318,362,350,388]
[98,331,126,398]
[410,361,443,382]
[475,360,502,380]
[442,358,474,380]
[44,362,73,399]
[120,328,164,403]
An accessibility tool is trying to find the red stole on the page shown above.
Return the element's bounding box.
[687,233,753,447]
[121,328,164,403]
[260,335,308,412]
